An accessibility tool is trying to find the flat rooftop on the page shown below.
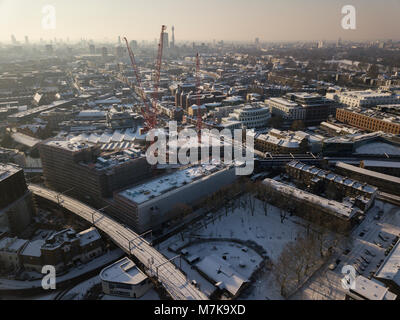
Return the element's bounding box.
[0,163,22,182]
[267,97,299,107]
[351,276,397,300]
[45,140,93,152]
[100,257,148,285]
[375,240,400,287]
[119,164,223,205]
[7,100,72,120]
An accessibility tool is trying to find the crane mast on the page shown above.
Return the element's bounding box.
[196,53,203,143]
[123,25,167,132]
[123,37,154,132]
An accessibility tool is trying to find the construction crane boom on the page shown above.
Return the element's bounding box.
[151,25,167,128]
[123,25,166,132]
[123,37,154,131]
[196,53,203,142]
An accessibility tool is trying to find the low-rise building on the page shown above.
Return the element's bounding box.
[327,89,399,108]
[0,237,28,271]
[346,276,397,300]
[286,161,377,210]
[19,227,103,273]
[375,240,400,296]
[266,93,339,125]
[335,162,400,196]
[100,257,153,298]
[262,178,363,231]
[254,129,309,154]
[0,163,34,235]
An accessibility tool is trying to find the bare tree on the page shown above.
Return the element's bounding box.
[274,246,295,298]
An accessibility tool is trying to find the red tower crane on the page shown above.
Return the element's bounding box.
[123,25,167,132]
[152,25,167,127]
[123,37,154,131]
[195,53,203,142]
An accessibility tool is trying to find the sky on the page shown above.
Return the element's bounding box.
[1,0,400,43]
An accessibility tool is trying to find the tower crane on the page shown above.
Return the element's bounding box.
[195,53,203,143]
[123,25,167,132]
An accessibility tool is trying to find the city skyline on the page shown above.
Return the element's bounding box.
[1,0,400,43]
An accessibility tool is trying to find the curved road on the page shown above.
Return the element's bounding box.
[29,184,208,300]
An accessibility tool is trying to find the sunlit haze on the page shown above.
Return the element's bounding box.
[1,0,400,43]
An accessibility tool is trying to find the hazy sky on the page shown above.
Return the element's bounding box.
[1,0,400,43]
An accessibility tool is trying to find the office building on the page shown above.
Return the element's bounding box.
[0,164,34,235]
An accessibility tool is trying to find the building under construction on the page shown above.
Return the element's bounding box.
[39,139,152,208]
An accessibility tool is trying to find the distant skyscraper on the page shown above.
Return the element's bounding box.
[130,40,138,50]
[162,32,169,49]
[11,35,17,44]
[115,46,124,58]
[101,47,108,58]
[45,44,54,55]
[171,26,175,48]
[25,36,29,45]
[255,37,259,45]
[89,44,95,54]
[118,36,121,45]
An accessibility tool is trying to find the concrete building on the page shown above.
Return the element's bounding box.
[40,139,152,206]
[0,147,26,167]
[0,237,28,271]
[286,161,377,210]
[254,129,309,154]
[336,107,400,135]
[22,227,103,273]
[346,276,397,300]
[0,164,34,235]
[335,162,400,196]
[375,240,400,296]
[100,257,153,298]
[262,178,362,231]
[222,104,270,129]
[266,97,305,121]
[112,164,237,232]
[267,93,339,125]
[327,90,399,108]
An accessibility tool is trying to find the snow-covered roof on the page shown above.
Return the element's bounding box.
[350,276,397,300]
[21,240,45,257]
[100,257,148,285]
[0,237,28,253]
[336,162,400,185]
[262,178,359,220]
[288,161,377,195]
[119,164,221,205]
[0,163,21,182]
[196,255,248,296]
[375,240,400,287]
[78,227,101,247]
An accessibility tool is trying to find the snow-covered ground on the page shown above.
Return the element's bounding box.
[183,241,263,280]
[292,200,400,300]
[159,196,308,300]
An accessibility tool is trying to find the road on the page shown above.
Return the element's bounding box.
[29,184,208,300]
